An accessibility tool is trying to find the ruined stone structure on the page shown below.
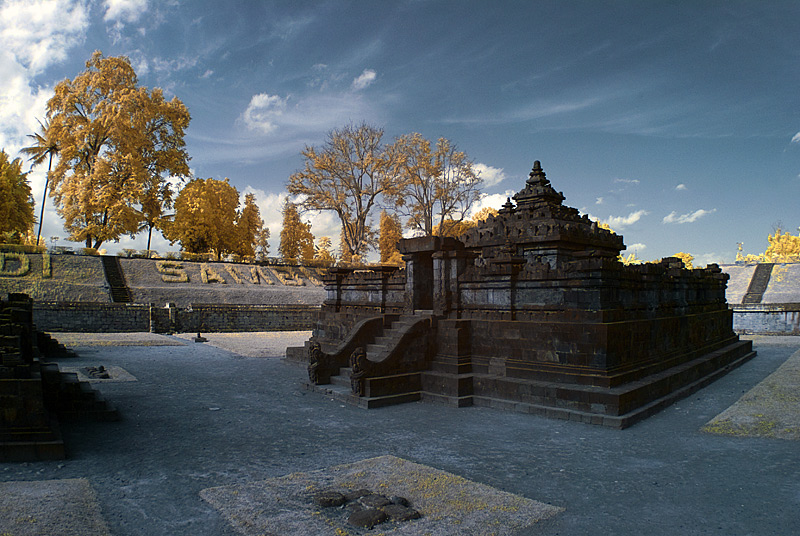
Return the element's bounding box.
[0,293,117,461]
[296,162,755,428]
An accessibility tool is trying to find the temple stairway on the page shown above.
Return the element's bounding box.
[741,263,774,304]
[101,255,132,303]
[306,313,432,408]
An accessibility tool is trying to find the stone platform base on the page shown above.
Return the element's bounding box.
[304,340,756,429]
[0,424,65,462]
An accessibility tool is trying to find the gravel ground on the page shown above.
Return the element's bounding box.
[0,478,111,536]
[53,332,188,347]
[172,331,311,358]
[0,333,798,535]
[703,338,800,440]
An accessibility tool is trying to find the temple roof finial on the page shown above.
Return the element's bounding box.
[527,160,549,187]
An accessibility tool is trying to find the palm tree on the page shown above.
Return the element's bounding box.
[21,119,59,247]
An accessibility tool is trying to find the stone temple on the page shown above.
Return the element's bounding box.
[295,161,755,428]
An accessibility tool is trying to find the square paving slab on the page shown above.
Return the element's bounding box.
[0,478,111,536]
[200,455,563,535]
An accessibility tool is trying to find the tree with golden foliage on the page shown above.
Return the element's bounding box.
[673,252,694,269]
[379,210,404,264]
[431,206,499,238]
[236,193,265,258]
[763,228,800,262]
[279,200,315,263]
[388,133,482,237]
[288,123,401,261]
[0,150,36,243]
[254,228,270,260]
[44,51,190,249]
[164,178,261,259]
[314,236,335,264]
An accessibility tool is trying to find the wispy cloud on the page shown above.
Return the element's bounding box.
[445,96,603,125]
[792,132,800,143]
[595,197,604,205]
[613,178,640,185]
[473,163,507,187]
[675,183,687,191]
[239,89,376,139]
[662,208,716,224]
[352,69,377,90]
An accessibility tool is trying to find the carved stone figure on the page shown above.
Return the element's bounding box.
[307,342,325,384]
[349,347,369,396]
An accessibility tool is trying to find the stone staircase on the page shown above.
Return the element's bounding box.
[40,363,120,422]
[742,263,774,304]
[100,255,132,303]
[307,313,432,408]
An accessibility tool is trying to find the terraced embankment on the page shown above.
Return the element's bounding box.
[0,252,326,332]
[0,252,109,302]
[0,252,326,305]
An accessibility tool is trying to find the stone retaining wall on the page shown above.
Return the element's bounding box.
[732,304,800,335]
[33,302,320,333]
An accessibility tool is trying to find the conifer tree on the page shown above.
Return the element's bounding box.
[279,200,314,262]
[379,210,403,265]
[236,193,264,257]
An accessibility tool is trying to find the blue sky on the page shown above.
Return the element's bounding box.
[2,0,800,264]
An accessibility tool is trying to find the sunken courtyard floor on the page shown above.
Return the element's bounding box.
[1,332,798,535]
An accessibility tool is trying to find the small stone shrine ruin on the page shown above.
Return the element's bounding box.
[0,293,117,461]
[297,161,755,428]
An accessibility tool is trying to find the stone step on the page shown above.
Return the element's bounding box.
[366,343,388,357]
[420,391,474,407]
[304,381,421,409]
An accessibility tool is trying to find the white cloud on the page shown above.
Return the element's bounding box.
[241,93,288,134]
[595,196,604,205]
[473,163,507,187]
[604,209,648,229]
[0,0,90,248]
[352,69,377,90]
[468,191,516,218]
[613,178,640,185]
[662,208,716,224]
[792,132,800,143]
[104,0,148,23]
[675,183,687,191]
[0,0,89,73]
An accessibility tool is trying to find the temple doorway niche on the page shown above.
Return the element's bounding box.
[412,251,434,311]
